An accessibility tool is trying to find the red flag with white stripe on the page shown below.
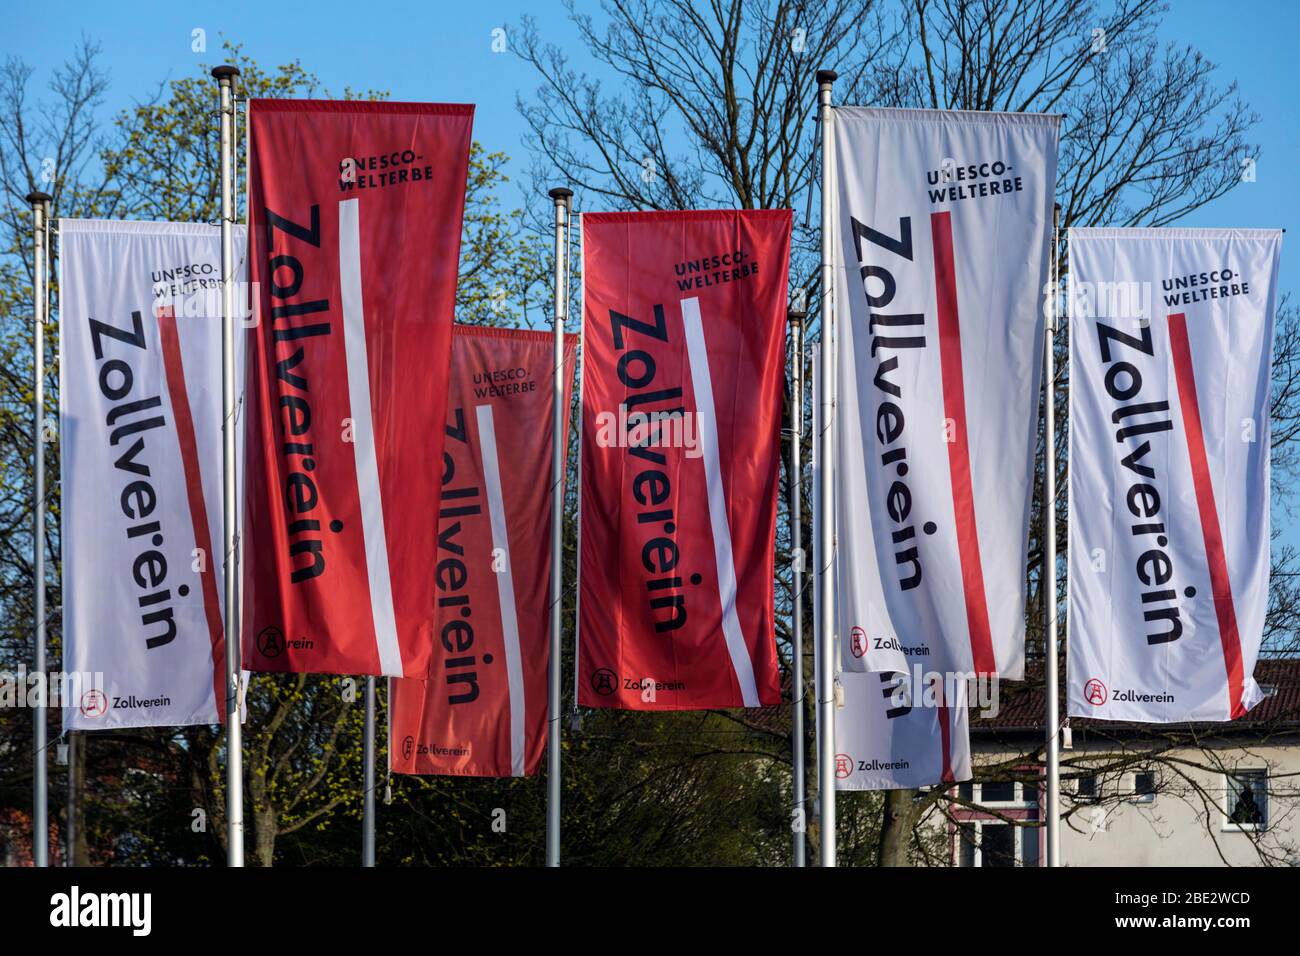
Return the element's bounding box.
[390,326,575,776]
[577,210,790,710]
[243,100,473,677]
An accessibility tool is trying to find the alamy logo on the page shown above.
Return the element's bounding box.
[49,886,151,936]
[592,405,702,458]
[0,668,104,711]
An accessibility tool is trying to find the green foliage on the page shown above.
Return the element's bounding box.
[0,40,553,866]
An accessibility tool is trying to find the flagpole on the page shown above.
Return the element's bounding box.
[814,68,837,868]
[363,675,376,866]
[212,64,245,868]
[27,189,51,868]
[789,304,807,867]
[1044,202,1061,867]
[546,186,572,868]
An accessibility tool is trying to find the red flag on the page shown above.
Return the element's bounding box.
[242,100,473,677]
[390,326,576,776]
[578,210,791,709]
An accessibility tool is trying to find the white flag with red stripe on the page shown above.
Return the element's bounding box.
[833,670,972,791]
[832,108,1059,680]
[1068,228,1282,722]
[59,219,245,730]
[816,346,972,790]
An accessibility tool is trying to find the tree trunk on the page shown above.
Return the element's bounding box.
[69,732,88,865]
[253,806,278,867]
[877,789,918,866]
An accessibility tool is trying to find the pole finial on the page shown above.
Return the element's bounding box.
[211,65,240,82]
[549,186,574,205]
[816,69,838,86]
[26,191,52,206]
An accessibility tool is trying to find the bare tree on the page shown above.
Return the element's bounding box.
[0,40,548,866]
[515,0,1291,866]
[0,39,111,858]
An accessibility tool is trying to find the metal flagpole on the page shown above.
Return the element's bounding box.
[363,676,376,866]
[814,68,837,868]
[789,305,807,867]
[1044,202,1061,867]
[546,186,572,867]
[212,64,244,868]
[27,189,51,868]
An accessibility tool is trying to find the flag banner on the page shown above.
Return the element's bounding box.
[833,671,972,791]
[59,219,246,730]
[1068,228,1282,722]
[243,99,473,678]
[577,210,790,710]
[389,326,576,776]
[812,345,971,790]
[832,107,1059,680]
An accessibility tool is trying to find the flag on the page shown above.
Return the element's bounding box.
[577,210,790,709]
[59,219,245,729]
[1068,228,1283,722]
[242,99,473,677]
[832,107,1060,680]
[390,326,576,776]
[812,344,970,789]
[833,671,972,791]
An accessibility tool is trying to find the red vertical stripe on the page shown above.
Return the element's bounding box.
[157,309,227,720]
[1167,313,1247,718]
[938,702,954,783]
[930,211,997,676]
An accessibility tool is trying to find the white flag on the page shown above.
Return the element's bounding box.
[1068,228,1282,722]
[832,107,1059,680]
[60,219,245,730]
[814,346,972,791]
[834,670,972,791]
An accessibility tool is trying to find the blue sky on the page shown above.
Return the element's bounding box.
[7,1,1295,236]
[6,1,1293,242]
[6,0,574,206]
[7,0,1299,532]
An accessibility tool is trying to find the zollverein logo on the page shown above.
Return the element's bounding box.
[834,753,853,779]
[1083,678,1108,706]
[79,689,108,719]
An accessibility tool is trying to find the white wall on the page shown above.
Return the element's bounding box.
[964,735,1300,867]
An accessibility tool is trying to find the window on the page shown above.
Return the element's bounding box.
[1132,770,1156,802]
[980,823,1016,866]
[1020,824,1041,867]
[981,780,1016,804]
[1224,770,1268,831]
[957,821,1040,867]
[958,823,977,867]
[959,781,1038,806]
[1075,775,1098,800]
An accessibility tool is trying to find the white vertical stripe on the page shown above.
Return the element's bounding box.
[573,215,586,707]
[476,404,527,775]
[680,296,760,707]
[338,198,403,677]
